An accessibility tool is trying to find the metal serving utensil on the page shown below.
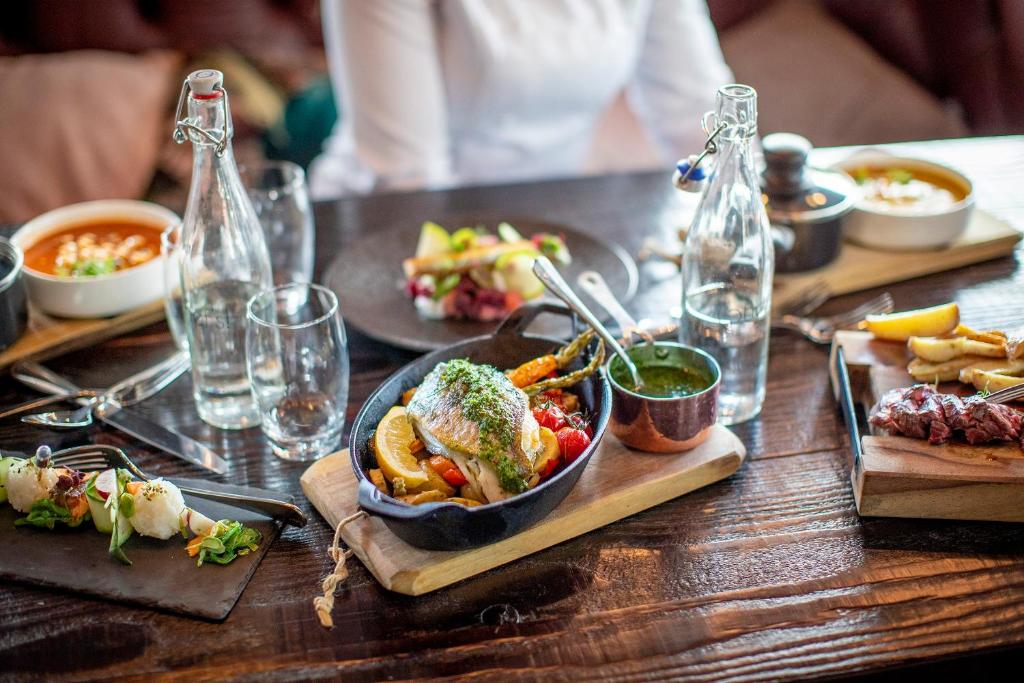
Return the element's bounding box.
[576,271,654,346]
[11,352,190,429]
[532,256,643,389]
[771,292,894,344]
[45,444,307,527]
[984,383,1024,404]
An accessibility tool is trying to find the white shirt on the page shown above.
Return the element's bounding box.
[310,0,733,198]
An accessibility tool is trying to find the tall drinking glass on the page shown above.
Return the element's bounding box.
[240,161,315,288]
[246,283,349,461]
[160,224,189,351]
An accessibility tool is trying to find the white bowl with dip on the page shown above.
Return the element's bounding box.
[833,153,974,251]
[11,199,180,318]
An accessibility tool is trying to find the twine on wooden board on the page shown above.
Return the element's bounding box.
[313,510,368,628]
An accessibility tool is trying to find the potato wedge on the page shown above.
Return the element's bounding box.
[445,497,483,507]
[966,363,1024,393]
[907,355,1011,383]
[861,302,959,341]
[908,335,1006,362]
[407,459,456,497]
[954,324,1007,345]
[533,427,561,474]
[369,468,389,495]
[398,489,447,505]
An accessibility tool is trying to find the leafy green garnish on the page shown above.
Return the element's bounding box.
[15,499,73,529]
[194,520,262,566]
[886,168,914,184]
[57,258,116,278]
[536,233,571,265]
[432,273,461,300]
[450,227,480,252]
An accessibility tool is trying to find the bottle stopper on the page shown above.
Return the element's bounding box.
[673,155,707,193]
[187,69,223,99]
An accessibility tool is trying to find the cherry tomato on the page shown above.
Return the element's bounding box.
[532,404,567,432]
[556,427,591,463]
[564,412,593,439]
[538,455,560,479]
[441,467,468,487]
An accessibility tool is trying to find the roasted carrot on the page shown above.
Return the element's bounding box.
[506,355,558,388]
[409,438,426,455]
[401,387,417,405]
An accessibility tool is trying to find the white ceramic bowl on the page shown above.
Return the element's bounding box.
[11,200,180,318]
[833,154,974,251]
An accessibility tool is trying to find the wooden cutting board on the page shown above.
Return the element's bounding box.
[0,488,281,620]
[0,300,166,371]
[300,425,746,596]
[775,209,1021,309]
[830,330,1024,522]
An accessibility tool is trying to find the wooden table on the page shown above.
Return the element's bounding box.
[2,137,1023,681]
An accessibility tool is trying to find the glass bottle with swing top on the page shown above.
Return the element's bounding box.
[173,69,273,430]
[678,84,773,425]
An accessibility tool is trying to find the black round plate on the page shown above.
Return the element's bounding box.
[324,218,638,351]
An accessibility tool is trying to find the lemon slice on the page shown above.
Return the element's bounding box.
[415,221,451,258]
[861,302,959,342]
[373,406,429,487]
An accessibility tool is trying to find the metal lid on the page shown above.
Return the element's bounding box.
[761,133,858,224]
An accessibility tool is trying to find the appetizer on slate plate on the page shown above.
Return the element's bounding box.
[403,221,570,321]
[0,446,261,567]
[368,329,604,505]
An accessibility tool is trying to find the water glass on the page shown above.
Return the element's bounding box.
[240,161,315,287]
[160,224,188,351]
[246,283,349,461]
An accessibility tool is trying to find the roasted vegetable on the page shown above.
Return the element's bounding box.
[908,335,1006,363]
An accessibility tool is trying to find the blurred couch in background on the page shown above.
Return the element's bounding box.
[0,0,1020,222]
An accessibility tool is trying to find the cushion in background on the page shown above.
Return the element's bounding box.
[719,0,969,147]
[0,49,180,223]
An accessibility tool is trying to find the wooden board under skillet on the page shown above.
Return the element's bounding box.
[324,219,638,351]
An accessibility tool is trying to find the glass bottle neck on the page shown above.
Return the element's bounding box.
[713,84,757,142]
[185,93,232,151]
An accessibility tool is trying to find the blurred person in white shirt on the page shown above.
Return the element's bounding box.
[310,0,733,198]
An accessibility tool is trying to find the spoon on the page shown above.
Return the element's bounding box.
[576,271,655,346]
[532,256,643,389]
[22,399,97,429]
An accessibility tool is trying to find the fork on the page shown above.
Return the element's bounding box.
[985,383,1024,405]
[41,444,307,527]
[771,292,895,344]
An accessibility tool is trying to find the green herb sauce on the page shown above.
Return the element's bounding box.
[438,359,528,492]
[612,362,713,398]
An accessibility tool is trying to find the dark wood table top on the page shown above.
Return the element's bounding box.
[3,136,1024,681]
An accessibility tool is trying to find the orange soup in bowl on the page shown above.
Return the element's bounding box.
[24,219,164,278]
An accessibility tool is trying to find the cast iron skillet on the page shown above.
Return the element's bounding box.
[349,302,612,551]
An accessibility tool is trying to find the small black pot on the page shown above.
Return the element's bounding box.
[348,302,612,551]
[0,238,27,351]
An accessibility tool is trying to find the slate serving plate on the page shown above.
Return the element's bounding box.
[324,219,638,351]
[0,488,281,620]
[348,302,612,551]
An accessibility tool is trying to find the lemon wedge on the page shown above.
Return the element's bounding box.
[373,406,429,487]
[861,302,959,342]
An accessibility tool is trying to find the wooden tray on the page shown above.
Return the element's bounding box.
[830,330,1024,522]
[775,209,1021,309]
[301,425,746,595]
[0,300,166,371]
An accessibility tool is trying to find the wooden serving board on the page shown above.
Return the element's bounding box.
[776,209,1021,309]
[830,329,1024,522]
[0,300,166,371]
[0,488,281,620]
[301,425,746,596]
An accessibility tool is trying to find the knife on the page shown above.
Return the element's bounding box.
[12,360,229,475]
